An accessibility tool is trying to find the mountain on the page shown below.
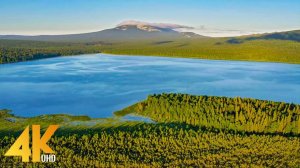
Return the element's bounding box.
[0,21,206,42]
[226,30,300,44]
[1,21,298,43]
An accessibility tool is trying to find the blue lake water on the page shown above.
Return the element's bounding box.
[0,54,300,118]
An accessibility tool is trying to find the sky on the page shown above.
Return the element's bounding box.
[0,0,299,37]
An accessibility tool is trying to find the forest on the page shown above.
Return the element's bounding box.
[1,37,300,64]
[1,123,300,167]
[0,94,300,167]
[117,93,300,135]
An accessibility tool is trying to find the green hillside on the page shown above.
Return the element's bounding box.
[245,30,300,42]
[99,38,300,64]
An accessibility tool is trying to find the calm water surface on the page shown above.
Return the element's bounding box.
[0,54,299,117]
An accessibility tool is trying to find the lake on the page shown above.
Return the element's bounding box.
[1,54,300,118]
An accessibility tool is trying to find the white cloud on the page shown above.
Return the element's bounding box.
[117,20,193,30]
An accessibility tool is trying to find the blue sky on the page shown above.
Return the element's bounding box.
[0,0,299,36]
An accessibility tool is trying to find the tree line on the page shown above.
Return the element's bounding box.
[0,40,101,64]
[0,47,101,64]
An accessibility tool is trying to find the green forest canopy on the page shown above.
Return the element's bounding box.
[1,94,300,167]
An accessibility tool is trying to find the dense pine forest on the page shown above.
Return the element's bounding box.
[0,94,300,167]
[118,94,300,135]
[1,124,300,167]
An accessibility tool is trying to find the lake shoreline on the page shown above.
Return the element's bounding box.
[1,93,300,119]
[1,51,300,65]
[102,52,300,65]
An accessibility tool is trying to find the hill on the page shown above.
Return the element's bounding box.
[226,30,300,44]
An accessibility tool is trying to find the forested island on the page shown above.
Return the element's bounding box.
[1,94,300,167]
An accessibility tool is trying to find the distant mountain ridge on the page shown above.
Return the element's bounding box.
[0,21,206,42]
[0,21,299,43]
[246,30,300,42]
